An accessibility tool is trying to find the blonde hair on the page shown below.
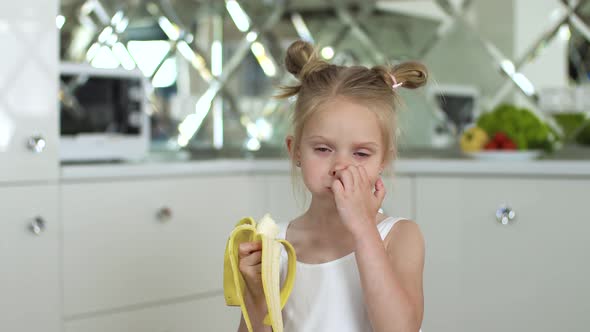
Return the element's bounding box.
[277,40,428,168]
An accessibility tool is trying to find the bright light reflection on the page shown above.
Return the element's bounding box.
[251,42,276,76]
[226,0,250,32]
[98,26,113,44]
[110,11,123,26]
[499,59,535,96]
[255,118,272,140]
[127,40,171,77]
[500,59,515,75]
[321,46,335,59]
[211,40,222,76]
[112,42,136,70]
[177,87,218,147]
[86,42,100,62]
[246,31,258,42]
[116,17,129,33]
[559,24,571,41]
[513,73,536,96]
[56,15,65,29]
[152,58,177,87]
[246,137,261,151]
[177,41,212,82]
[291,13,314,42]
[90,46,120,68]
[158,16,180,41]
[106,33,118,45]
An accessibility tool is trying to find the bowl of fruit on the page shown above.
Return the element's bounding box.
[460,104,561,161]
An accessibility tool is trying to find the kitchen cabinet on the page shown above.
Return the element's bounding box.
[61,175,265,325]
[264,174,310,224]
[382,174,415,220]
[60,171,414,329]
[0,1,60,331]
[417,176,590,332]
[0,0,59,184]
[0,184,60,332]
[64,295,239,332]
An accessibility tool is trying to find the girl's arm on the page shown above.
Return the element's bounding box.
[354,219,425,332]
[236,292,273,332]
[331,166,424,331]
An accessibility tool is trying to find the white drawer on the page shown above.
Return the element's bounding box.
[418,176,590,331]
[0,184,60,332]
[64,294,240,332]
[62,175,266,316]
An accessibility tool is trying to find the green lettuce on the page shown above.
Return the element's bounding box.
[476,104,561,152]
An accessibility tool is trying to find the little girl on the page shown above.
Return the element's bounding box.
[237,40,427,332]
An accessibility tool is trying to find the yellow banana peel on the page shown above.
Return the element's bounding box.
[223,214,296,332]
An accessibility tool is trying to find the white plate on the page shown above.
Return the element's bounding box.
[465,150,543,161]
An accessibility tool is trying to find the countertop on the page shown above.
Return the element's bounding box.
[60,147,590,181]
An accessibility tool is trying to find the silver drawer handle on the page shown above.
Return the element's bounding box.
[156,207,172,222]
[29,216,46,235]
[27,135,46,153]
[496,205,516,225]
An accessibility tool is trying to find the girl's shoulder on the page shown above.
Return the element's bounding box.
[377,215,412,240]
[383,217,424,253]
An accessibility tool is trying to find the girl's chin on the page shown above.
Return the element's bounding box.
[311,187,333,196]
[324,188,335,196]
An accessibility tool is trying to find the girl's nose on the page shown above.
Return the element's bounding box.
[330,159,350,176]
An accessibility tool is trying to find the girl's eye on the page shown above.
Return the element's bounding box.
[355,152,370,158]
[314,147,331,153]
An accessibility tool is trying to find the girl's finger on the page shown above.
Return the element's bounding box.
[358,166,370,187]
[336,168,354,191]
[240,250,262,266]
[374,177,386,205]
[238,241,262,258]
[347,165,362,189]
[331,178,344,197]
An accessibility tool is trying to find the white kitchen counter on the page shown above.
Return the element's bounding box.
[60,157,590,181]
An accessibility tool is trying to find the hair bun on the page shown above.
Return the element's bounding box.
[284,40,332,81]
[391,61,428,89]
[284,40,315,79]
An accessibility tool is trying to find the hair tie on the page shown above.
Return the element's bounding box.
[390,74,403,89]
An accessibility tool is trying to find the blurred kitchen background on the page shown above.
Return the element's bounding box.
[56,0,590,159]
[1,0,590,331]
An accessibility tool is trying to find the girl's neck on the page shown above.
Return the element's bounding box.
[303,195,345,229]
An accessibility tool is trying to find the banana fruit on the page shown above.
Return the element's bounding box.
[223,214,297,332]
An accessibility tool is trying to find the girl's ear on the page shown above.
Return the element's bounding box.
[285,135,299,161]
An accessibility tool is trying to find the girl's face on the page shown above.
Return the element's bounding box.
[293,97,387,197]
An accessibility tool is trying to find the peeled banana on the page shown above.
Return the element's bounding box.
[223,214,297,332]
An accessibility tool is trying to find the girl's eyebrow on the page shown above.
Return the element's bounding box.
[304,135,331,142]
[305,135,379,148]
[353,142,379,149]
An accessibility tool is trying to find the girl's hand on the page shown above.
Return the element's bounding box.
[331,165,386,236]
[238,241,265,302]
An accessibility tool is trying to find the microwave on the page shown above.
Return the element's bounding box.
[59,62,150,162]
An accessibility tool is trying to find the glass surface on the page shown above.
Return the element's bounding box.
[60,75,143,135]
[55,0,590,160]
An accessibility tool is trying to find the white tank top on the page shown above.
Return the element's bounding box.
[278,216,406,332]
